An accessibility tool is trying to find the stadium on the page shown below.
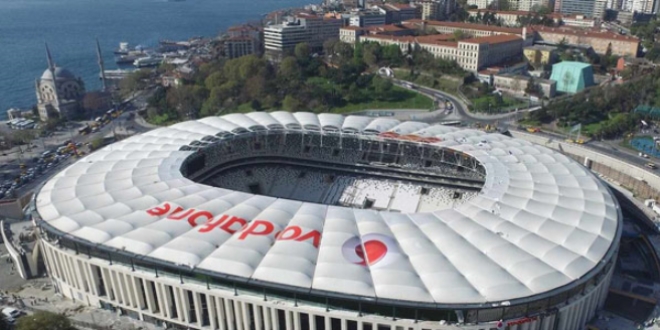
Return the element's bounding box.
[32,112,621,330]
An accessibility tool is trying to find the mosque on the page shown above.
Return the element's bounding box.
[35,44,86,121]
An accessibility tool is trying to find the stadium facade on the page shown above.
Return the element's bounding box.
[32,112,621,330]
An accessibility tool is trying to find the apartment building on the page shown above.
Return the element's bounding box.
[492,73,557,97]
[264,14,342,60]
[349,10,387,27]
[224,37,258,59]
[531,25,639,56]
[418,0,456,20]
[554,0,607,18]
[466,0,495,9]
[225,24,262,59]
[467,9,599,28]
[339,24,411,44]
[376,3,419,24]
[523,45,558,65]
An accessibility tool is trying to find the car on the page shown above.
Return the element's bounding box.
[646,163,657,169]
[2,307,21,319]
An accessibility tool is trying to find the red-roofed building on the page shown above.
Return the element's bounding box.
[530,25,639,56]
[358,29,524,71]
[402,19,534,45]
[225,24,262,59]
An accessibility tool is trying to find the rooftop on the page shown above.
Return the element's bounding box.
[462,34,522,44]
[403,19,524,34]
[531,25,640,42]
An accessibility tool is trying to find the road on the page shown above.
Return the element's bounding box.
[391,79,535,125]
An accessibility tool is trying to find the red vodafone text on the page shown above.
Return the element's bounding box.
[145,202,321,248]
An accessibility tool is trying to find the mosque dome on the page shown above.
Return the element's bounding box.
[41,66,76,81]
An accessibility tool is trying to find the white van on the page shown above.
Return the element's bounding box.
[2,307,21,319]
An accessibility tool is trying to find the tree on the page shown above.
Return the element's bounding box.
[282,95,302,111]
[294,42,311,61]
[371,76,393,100]
[452,29,467,41]
[16,311,76,330]
[362,43,382,66]
[82,91,110,113]
[278,57,303,83]
[323,38,339,56]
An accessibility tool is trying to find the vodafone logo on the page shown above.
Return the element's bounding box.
[342,234,397,267]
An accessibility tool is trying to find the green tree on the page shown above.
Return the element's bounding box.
[17,311,76,330]
[452,29,467,41]
[294,42,311,61]
[362,43,382,66]
[282,95,303,111]
[278,57,303,83]
[371,76,393,100]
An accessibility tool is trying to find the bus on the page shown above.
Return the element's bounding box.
[440,120,462,126]
[78,126,91,135]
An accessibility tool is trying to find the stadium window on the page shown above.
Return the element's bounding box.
[363,323,373,330]
[277,309,287,330]
[137,279,147,310]
[200,294,210,327]
[347,320,358,330]
[299,312,310,330]
[331,318,342,329]
[167,286,178,319]
[186,290,197,323]
[148,281,160,313]
[315,315,326,330]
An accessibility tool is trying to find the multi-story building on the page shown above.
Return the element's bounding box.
[339,24,412,44]
[418,0,456,20]
[264,14,342,60]
[264,21,309,60]
[467,9,599,28]
[376,3,420,23]
[403,19,534,45]
[224,37,258,59]
[531,25,639,56]
[349,10,387,27]
[492,73,557,97]
[360,33,523,71]
[225,24,262,59]
[466,0,495,9]
[554,0,607,18]
[631,0,656,13]
[523,45,558,66]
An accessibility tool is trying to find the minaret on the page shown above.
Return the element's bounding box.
[96,39,107,92]
[45,42,60,104]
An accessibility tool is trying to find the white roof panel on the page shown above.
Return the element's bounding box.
[36,111,620,307]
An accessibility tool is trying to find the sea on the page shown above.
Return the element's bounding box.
[0,0,311,120]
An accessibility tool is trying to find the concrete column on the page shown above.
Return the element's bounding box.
[142,279,155,313]
[109,271,122,303]
[100,268,113,301]
[293,311,301,330]
[357,320,363,330]
[176,288,189,323]
[85,263,99,296]
[216,297,227,330]
[156,282,174,319]
[73,260,89,292]
[161,284,174,319]
[233,300,244,330]
[271,307,279,330]
[224,297,236,330]
[240,302,250,330]
[285,310,293,330]
[253,305,263,330]
[115,271,129,306]
[308,313,315,330]
[193,292,204,328]
[208,294,218,330]
[123,273,136,308]
[263,307,272,330]
[324,316,331,330]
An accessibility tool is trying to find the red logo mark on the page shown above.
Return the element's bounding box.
[342,234,396,267]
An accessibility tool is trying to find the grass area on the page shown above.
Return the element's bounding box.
[470,94,528,114]
[393,69,462,93]
[329,86,434,113]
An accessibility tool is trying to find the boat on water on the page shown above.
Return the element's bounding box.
[115,51,147,65]
[133,56,163,68]
[114,42,130,55]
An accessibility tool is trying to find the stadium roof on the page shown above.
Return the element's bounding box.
[35,112,620,307]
